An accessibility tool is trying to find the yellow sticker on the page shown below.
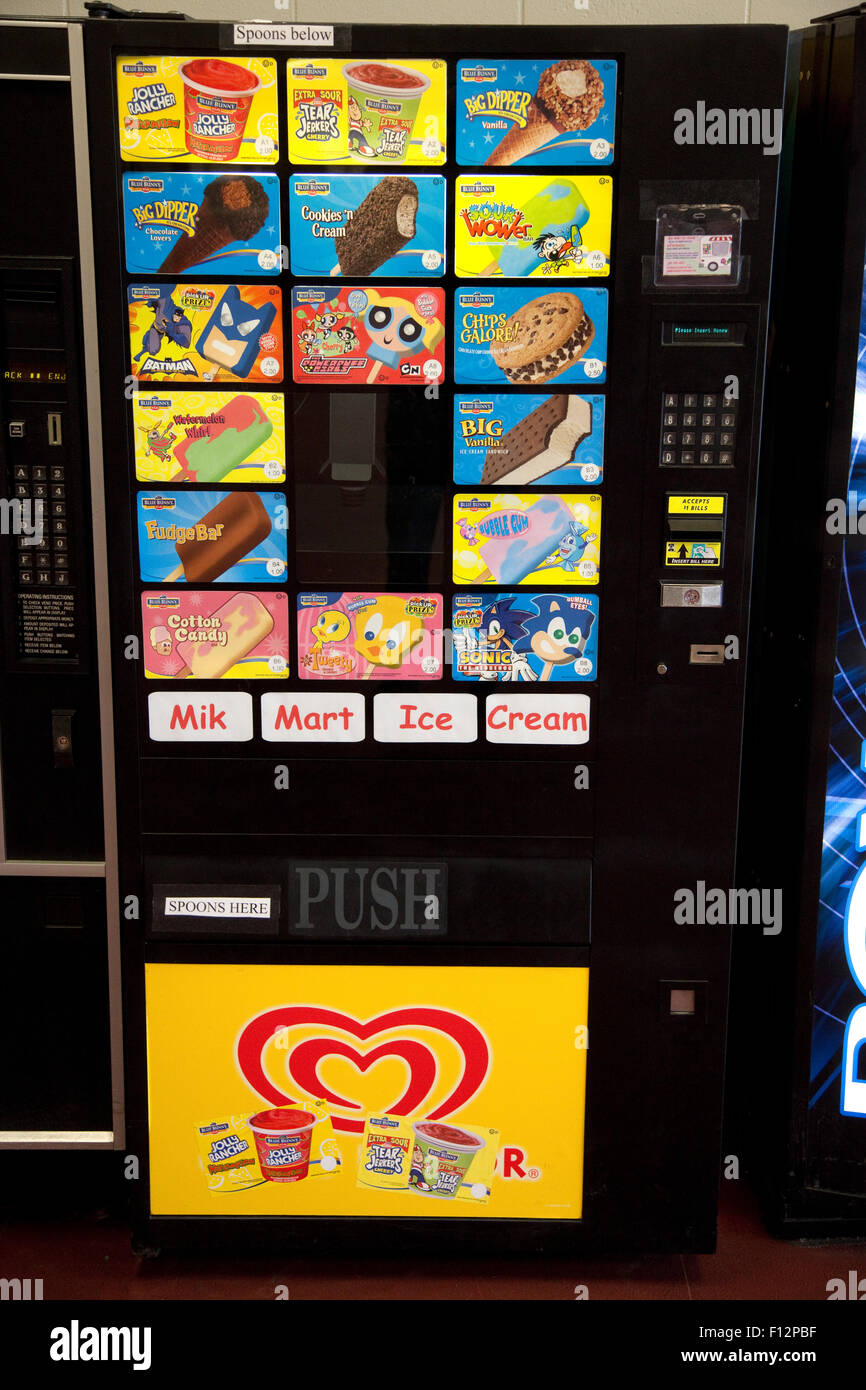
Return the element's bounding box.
[146,962,588,1220]
[667,495,726,515]
[116,56,279,165]
[454,175,612,279]
[665,540,722,566]
[287,58,447,166]
[132,391,286,484]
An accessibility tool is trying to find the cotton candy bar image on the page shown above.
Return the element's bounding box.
[481,396,592,485]
[182,592,275,679]
[169,491,272,582]
[333,176,419,277]
[173,397,274,483]
[477,496,575,584]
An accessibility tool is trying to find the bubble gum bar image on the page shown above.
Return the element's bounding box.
[172,396,274,483]
[476,496,575,584]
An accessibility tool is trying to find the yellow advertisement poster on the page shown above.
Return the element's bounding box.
[287,58,446,166]
[146,963,588,1220]
[117,56,279,165]
[455,175,612,279]
[132,391,286,484]
[453,493,602,586]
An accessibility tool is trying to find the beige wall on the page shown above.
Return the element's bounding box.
[4,0,819,31]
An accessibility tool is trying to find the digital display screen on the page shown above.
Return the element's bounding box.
[662,322,746,346]
[3,360,67,383]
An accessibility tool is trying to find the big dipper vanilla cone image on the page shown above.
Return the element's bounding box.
[160,175,270,274]
[485,59,605,167]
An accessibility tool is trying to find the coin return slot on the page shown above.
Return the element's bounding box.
[670,988,695,1015]
[689,644,725,664]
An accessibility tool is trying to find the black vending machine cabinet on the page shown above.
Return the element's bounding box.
[0,17,122,1149]
[83,17,786,1252]
[737,8,866,1237]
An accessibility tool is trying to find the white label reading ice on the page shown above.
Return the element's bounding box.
[232,23,334,46]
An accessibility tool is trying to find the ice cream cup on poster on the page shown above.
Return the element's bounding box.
[180,59,261,162]
[248,1107,318,1183]
[409,1121,486,1198]
[343,62,430,163]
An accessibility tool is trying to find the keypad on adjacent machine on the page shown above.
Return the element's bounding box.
[12,459,70,587]
[660,392,737,467]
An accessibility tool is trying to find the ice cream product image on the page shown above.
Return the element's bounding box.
[117,55,278,165]
[133,392,285,484]
[248,1107,319,1183]
[451,393,603,487]
[128,283,283,384]
[343,62,430,163]
[454,174,611,279]
[142,590,289,679]
[292,285,445,387]
[455,287,607,386]
[452,591,598,682]
[288,57,446,167]
[457,58,616,167]
[297,592,444,680]
[453,492,601,586]
[409,1121,486,1198]
[289,173,446,279]
[137,490,287,584]
[155,176,274,275]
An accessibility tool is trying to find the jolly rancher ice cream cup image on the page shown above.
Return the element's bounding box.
[247,1106,318,1183]
[409,1120,486,1198]
[342,62,431,163]
[180,58,261,162]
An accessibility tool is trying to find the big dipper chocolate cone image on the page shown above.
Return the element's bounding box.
[159,176,270,274]
[491,293,594,386]
[484,60,605,167]
[332,176,419,277]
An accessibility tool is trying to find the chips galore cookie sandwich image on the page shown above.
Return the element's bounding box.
[491,292,594,386]
[485,60,605,167]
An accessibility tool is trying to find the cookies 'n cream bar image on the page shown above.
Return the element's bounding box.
[457,58,616,167]
[290,173,446,279]
[453,492,602,586]
[455,287,607,387]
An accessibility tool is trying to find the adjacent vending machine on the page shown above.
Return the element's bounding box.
[82,16,787,1252]
[737,7,866,1237]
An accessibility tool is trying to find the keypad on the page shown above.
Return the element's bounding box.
[660,390,738,467]
[5,435,71,588]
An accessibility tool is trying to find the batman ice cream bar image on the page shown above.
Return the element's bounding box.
[128,283,283,383]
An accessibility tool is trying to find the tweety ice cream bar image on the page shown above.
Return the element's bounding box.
[128,283,283,384]
[292,285,445,386]
[297,592,444,680]
[454,175,612,279]
[456,58,616,167]
[142,590,289,679]
[453,492,601,587]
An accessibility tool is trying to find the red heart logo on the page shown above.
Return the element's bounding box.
[236,1006,490,1134]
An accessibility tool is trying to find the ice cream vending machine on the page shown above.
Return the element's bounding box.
[81,16,787,1252]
